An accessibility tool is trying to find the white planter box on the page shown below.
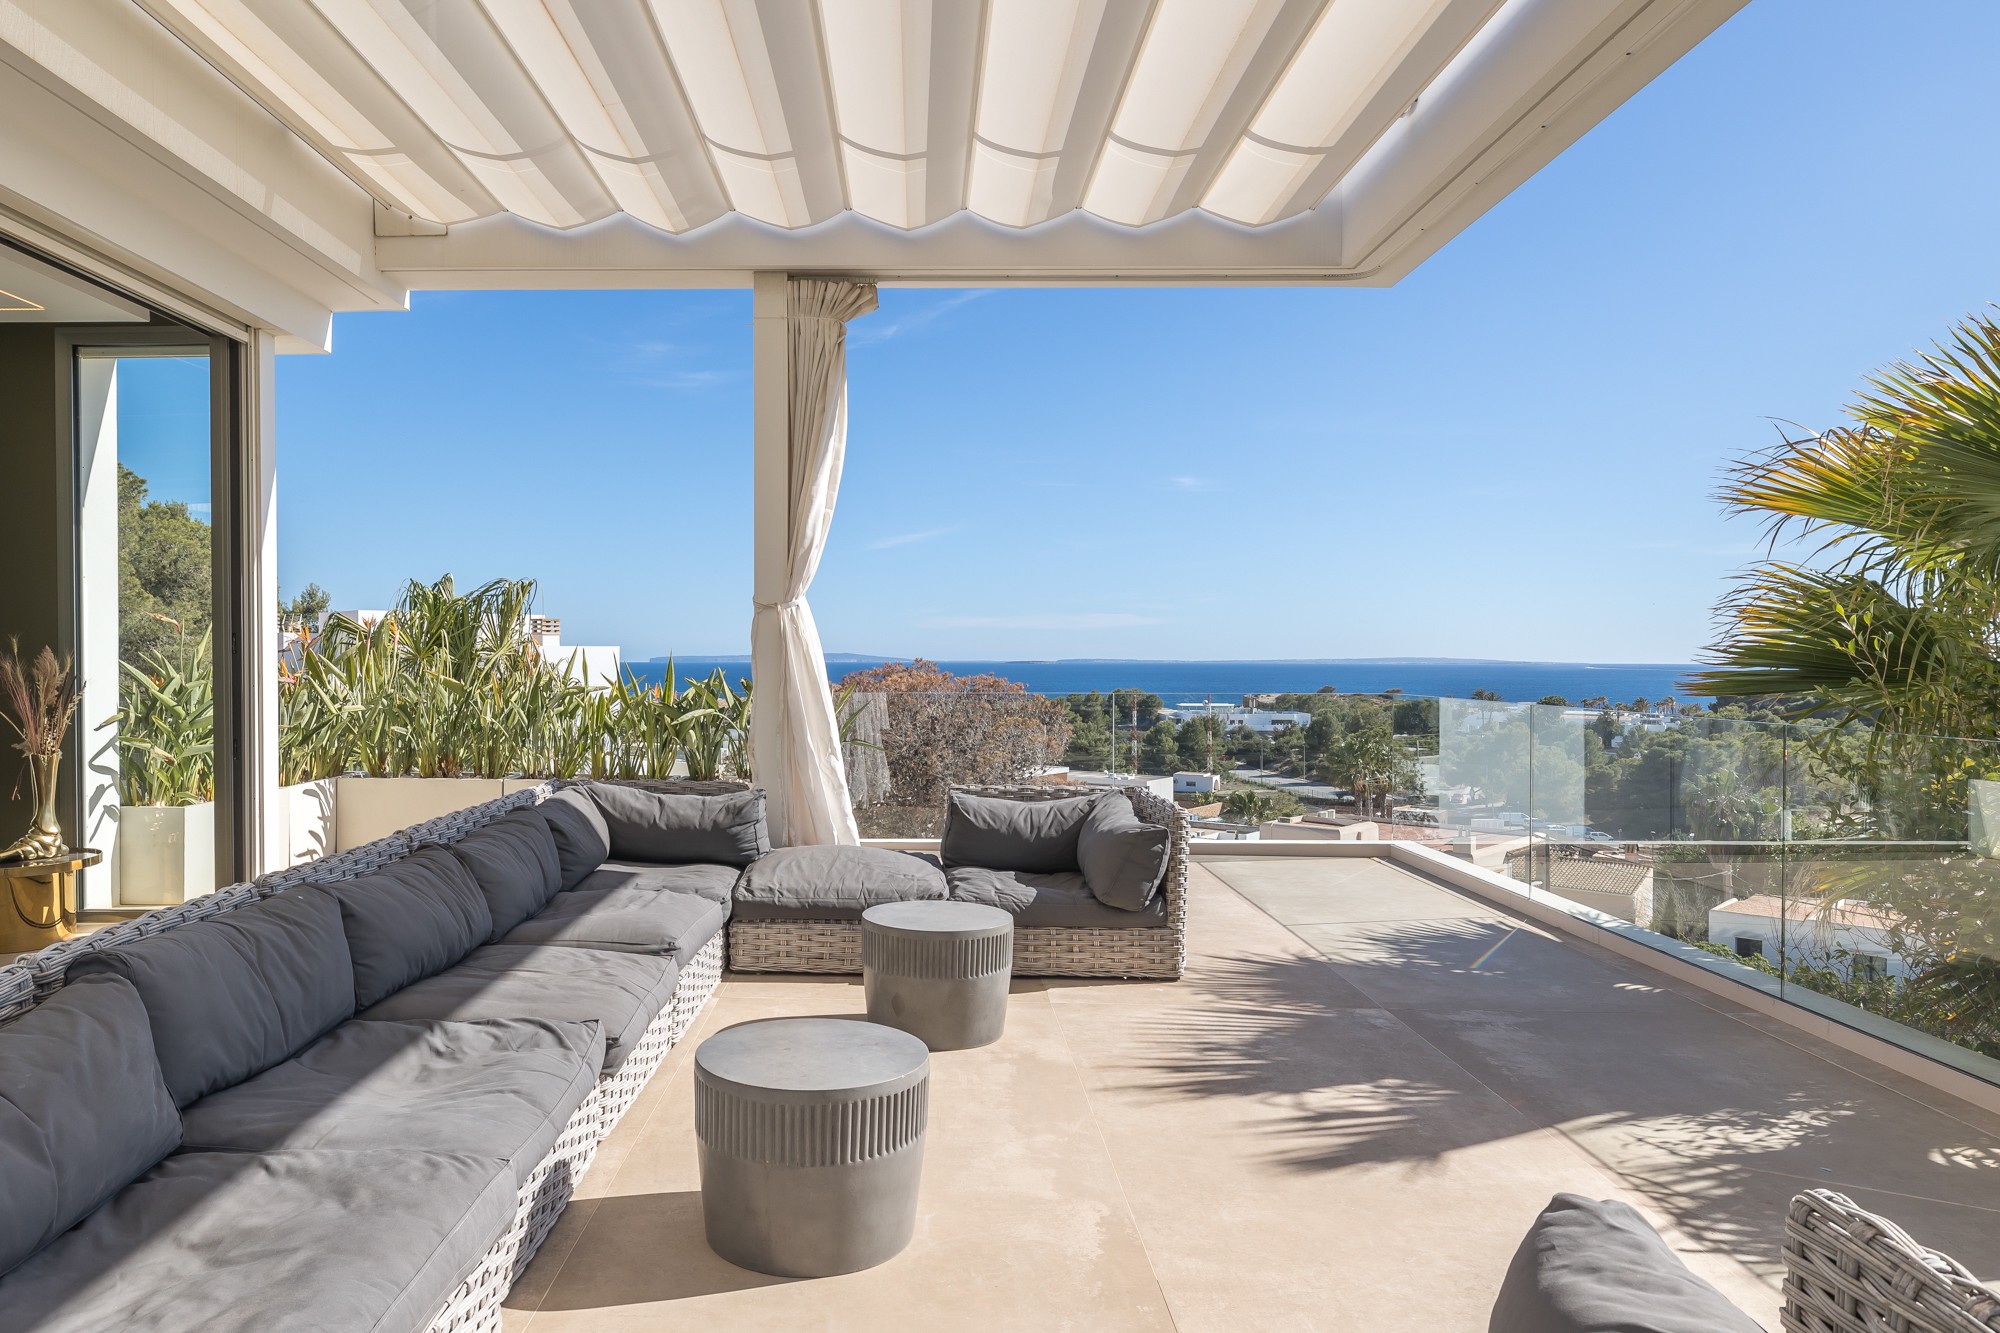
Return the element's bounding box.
[279,779,339,868]
[116,802,217,907]
[333,777,508,852]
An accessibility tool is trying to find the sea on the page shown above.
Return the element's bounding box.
[624,657,1701,705]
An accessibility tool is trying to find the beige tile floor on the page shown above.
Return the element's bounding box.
[503,858,2000,1332]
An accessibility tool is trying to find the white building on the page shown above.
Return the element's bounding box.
[1174,772,1220,795]
[1161,706,1310,734]
[1063,770,1176,801]
[1708,895,1907,980]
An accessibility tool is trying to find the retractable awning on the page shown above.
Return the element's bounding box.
[0,0,1739,330]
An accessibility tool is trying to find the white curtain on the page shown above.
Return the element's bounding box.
[750,277,877,845]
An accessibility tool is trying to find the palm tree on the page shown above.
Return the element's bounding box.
[1688,313,2000,745]
[1316,726,1413,818]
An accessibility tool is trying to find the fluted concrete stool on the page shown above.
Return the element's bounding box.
[862,901,1014,1051]
[695,1017,929,1277]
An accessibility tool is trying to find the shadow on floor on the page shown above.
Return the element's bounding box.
[1117,920,1961,1280]
[532,1191,797,1309]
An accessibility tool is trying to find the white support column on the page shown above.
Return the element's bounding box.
[750,271,791,832]
[242,329,282,875]
[751,273,791,625]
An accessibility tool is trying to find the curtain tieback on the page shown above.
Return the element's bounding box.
[753,598,799,611]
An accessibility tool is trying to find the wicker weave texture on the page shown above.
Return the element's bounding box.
[732,783,1187,979]
[420,933,727,1333]
[1782,1189,2000,1333]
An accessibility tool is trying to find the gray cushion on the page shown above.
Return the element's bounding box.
[181,1017,602,1186]
[590,859,742,905]
[0,1148,516,1333]
[946,865,1169,929]
[501,885,728,963]
[1489,1194,1765,1333]
[734,845,947,921]
[447,808,562,940]
[0,975,181,1277]
[357,945,679,1074]
[317,847,493,1009]
[1077,795,1171,911]
[540,787,612,890]
[66,888,356,1108]
[939,791,1101,873]
[587,784,771,867]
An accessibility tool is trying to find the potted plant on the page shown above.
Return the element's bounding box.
[0,640,81,862]
[109,623,215,905]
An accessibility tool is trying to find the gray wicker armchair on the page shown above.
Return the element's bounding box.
[1784,1190,2000,1332]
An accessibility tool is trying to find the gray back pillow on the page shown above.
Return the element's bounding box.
[1077,795,1171,911]
[1489,1193,1765,1333]
[939,792,1099,873]
[448,807,562,940]
[0,974,181,1276]
[316,847,492,1009]
[540,788,612,889]
[587,784,770,867]
[66,889,355,1108]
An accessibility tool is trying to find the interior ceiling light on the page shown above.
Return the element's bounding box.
[0,288,46,311]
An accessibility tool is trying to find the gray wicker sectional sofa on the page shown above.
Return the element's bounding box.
[0,777,749,1333]
[729,783,1189,979]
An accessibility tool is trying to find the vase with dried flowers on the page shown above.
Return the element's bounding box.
[0,640,81,863]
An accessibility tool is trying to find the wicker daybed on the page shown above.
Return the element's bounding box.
[0,776,747,1333]
[728,782,1189,979]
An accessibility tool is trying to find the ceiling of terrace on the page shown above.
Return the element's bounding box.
[128,0,1745,287]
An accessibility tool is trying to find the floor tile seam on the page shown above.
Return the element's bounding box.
[1040,982,1185,1333]
[1244,909,1510,929]
[1230,890,1576,1150]
[1634,1158,2000,1216]
[504,1196,603,1318]
[1697,1006,2000,1145]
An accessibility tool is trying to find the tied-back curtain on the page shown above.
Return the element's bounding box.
[751,277,877,846]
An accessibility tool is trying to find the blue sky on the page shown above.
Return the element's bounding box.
[245,0,2000,665]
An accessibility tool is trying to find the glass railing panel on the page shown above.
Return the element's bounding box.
[1770,730,2000,1072]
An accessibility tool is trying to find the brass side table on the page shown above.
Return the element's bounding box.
[0,849,100,953]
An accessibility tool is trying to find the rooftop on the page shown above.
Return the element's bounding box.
[501,857,2000,1330]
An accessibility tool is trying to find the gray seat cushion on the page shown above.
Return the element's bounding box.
[590,860,742,905]
[939,791,1101,873]
[539,788,612,890]
[1077,795,1171,911]
[500,884,728,964]
[0,1148,516,1333]
[181,1017,604,1185]
[316,847,493,1009]
[357,945,678,1074]
[66,888,355,1107]
[447,808,563,940]
[946,866,1169,929]
[734,845,947,921]
[586,783,770,867]
[0,975,181,1276]
[1488,1194,1765,1333]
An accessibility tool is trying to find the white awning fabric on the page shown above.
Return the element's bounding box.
[0,0,1741,342]
[125,0,1744,292]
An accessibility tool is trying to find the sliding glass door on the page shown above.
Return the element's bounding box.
[73,344,223,911]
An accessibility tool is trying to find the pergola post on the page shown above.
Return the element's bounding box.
[751,271,790,665]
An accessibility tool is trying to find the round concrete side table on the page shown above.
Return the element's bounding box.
[695,1017,930,1277]
[861,901,1013,1051]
